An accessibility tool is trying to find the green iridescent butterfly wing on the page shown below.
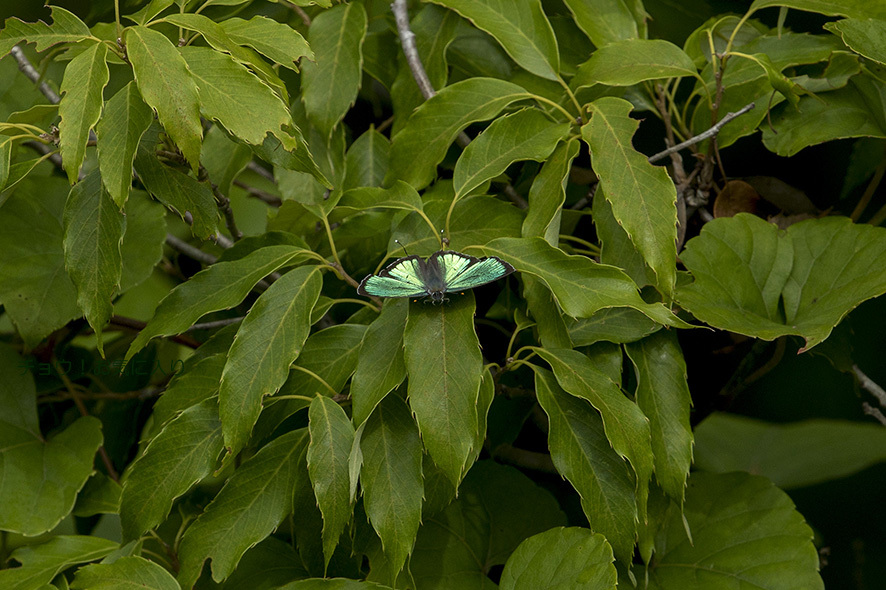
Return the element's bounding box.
[357,256,428,298]
[358,250,514,300]
[435,251,514,291]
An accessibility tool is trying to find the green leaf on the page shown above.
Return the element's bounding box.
[278,580,393,590]
[476,237,688,327]
[201,125,253,196]
[534,368,637,563]
[0,140,10,193]
[393,196,523,255]
[578,39,697,86]
[63,170,124,356]
[71,556,179,589]
[133,150,219,238]
[523,275,573,348]
[0,343,103,535]
[258,324,366,439]
[180,46,293,147]
[567,307,660,346]
[583,97,678,297]
[72,472,122,517]
[339,181,423,214]
[825,18,886,66]
[301,2,368,138]
[254,132,332,189]
[308,396,356,570]
[351,299,408,426]
[404,292,482,486]
[218,538,308,590]
[124,0,175,26]
[343,128,390,190]
[177,429,310,588]
[625,330,693,503]
[0,536,118,590]
[677,214,886,350]
[499,527,616,590]
[219,15,312,71]
[695,413,886,489]
[593,186,654,288]
[0,6,92,55]
[96,82,154,208]
[761,82,886,156]
[120,398,223,540]
[219,265,322,456]
[162,12,289,99]
[533,347,653,523]
[125,25,203,169]
[58,41,108,182]
[0,176,80,347]
[562,0,639,48]
[407,461,566,588]
[453,108,570,199]
[149,352,227,434]
[387,78,531,190]
[644,471,822,589]
[360,394,424,578]
[748,0,886,19]
[523,138,580,245]
[120,189,167,291]
[125,244,314,360]
[428,0,559,80]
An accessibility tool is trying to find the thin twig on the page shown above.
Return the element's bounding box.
[502,184,529,209]
[648,102,755,164]
[23,140,64,169]
[862,402,886,427]
[851,159,886,222]
[391,0,435,100]
[166,234,218,265]
[52,357,120,482]
[492,444,558,474]
[282,1,312,26]
[234,179,282,207]
[187,317,244,331]
[246,161,275,182]
[11,45,61,103]
[854,364,886,408]
[110,316,202,349]
[390,0,527,209]
[211,184,243,241]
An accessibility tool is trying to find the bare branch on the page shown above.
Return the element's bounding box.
[11,45,61,104]
[390,0,527,209]
[391,0,436,100]
[862,402,886,427]
[854,364,886,408]
[166,233,218,265]
[234,179,282,207]
[648,102,756,164]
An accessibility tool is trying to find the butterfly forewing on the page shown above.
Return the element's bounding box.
[358,256,428,298]
[438,252,515,292]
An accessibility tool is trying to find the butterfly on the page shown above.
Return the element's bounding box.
[358,250,515,303]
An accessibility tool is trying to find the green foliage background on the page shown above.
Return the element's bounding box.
[1,0,886,588]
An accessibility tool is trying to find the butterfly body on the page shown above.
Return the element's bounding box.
[358,250,515,303]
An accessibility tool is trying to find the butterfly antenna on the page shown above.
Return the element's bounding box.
[394,239,410,257]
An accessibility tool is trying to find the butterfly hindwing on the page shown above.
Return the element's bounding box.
[434,251,515,292]
[358,256,428,298]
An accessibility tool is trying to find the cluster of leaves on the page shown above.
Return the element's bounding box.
[1,0,886,588]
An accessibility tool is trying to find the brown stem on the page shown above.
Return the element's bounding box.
[52,357,120,482]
